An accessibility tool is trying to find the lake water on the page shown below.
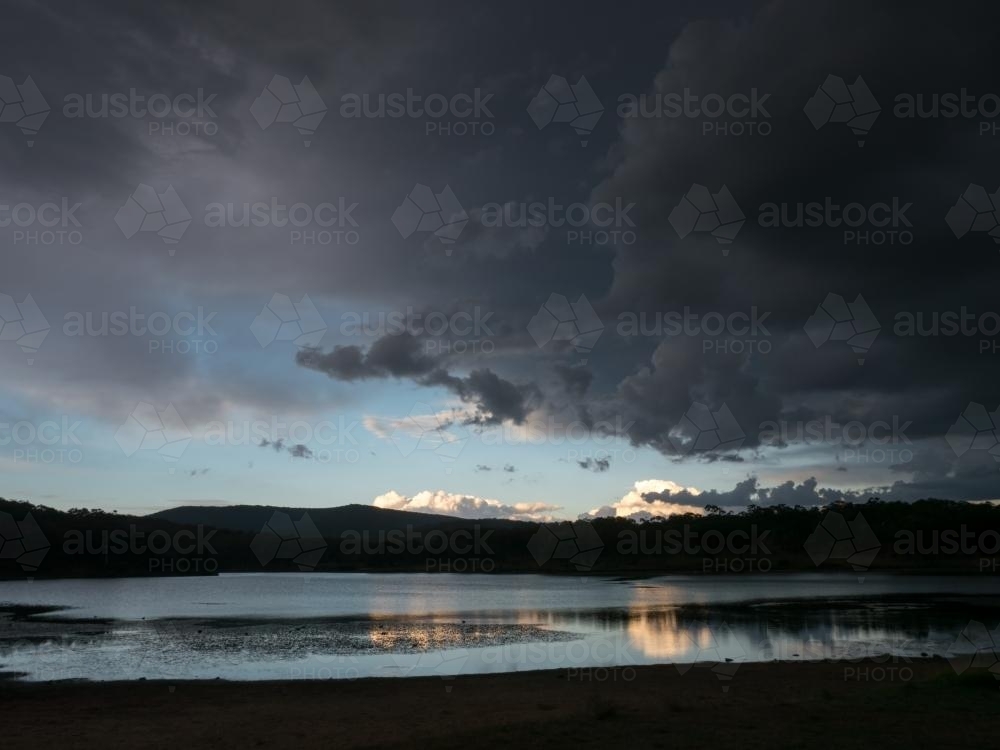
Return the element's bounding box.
[1,572,997,682]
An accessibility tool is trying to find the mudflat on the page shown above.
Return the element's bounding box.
[2,659,994,749]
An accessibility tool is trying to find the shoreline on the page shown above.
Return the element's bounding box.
[2,659,996,749]
[2,563,997,582]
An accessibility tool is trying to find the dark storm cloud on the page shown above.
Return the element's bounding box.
[295,333,438,381]
[296,332,541,425]
[552,0,1000,503]
[554,363,594,398]
[0,0,413,427]
[4,0,1000,506]
[422,368,541,425]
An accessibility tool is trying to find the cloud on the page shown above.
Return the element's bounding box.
[553,363,593,398]
[259,438,314,459]
[474,463,516,473]
[422,368,541,425]
[296,333,437,381]
[577,457,610,473]
[4,0,1000,513]
[372,489,560,522]
[298,332,541,425]
[561,0,1000,479]
[585,479,704,520]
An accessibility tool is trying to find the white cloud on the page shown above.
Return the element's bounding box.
[585,479,704,520]
[373,489,560,522]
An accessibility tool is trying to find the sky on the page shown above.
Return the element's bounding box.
[1,0,999,520]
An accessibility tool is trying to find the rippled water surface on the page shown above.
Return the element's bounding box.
[1,572,996,681]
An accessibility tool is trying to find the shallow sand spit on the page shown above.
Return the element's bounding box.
[2,659,996,749]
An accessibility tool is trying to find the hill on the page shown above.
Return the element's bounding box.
[3,496,1000,579]
[149,503,520,537]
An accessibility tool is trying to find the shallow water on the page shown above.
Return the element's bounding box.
[0,572,997,681]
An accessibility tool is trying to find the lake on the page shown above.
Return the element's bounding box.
[1,572,996,682]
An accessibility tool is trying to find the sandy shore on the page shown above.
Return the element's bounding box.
[1,659,995,749]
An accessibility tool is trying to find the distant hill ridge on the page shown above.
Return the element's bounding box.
[5,495,1000,579]
[149,503,531,537]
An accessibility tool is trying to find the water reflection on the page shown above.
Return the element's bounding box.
[0,573,996,681]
